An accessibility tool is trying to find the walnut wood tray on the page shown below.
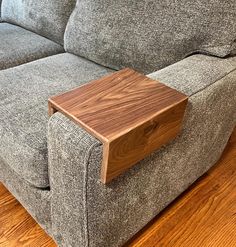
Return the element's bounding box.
[49,68,188,184]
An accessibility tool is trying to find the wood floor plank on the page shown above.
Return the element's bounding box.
[0,128,235,246]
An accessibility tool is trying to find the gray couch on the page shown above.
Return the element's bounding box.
[0,1,236,247]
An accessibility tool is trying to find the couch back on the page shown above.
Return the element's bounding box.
[1,0,76,45]
[64,0,236,74]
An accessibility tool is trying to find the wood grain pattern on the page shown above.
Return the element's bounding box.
[49,68,188,183]
[0,128,235,246]
[103,101,187,182]
[127,128,236,247]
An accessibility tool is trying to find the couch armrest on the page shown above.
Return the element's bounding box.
[48,112,101,246]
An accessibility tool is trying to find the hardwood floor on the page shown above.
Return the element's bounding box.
[0,128,235,247]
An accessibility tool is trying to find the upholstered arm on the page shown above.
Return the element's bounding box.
[48,54,236,247]
[48,113,101,246]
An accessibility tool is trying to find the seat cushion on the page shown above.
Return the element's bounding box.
[1,0,76,45]
[65,0,236,74]
[0,23,64,70]
[0,53,114,187]
[0,157,52,232]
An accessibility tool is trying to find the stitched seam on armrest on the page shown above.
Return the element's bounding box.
[84,142,101,247]
[190,67,236,97]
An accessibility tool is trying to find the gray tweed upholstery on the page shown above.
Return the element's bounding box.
[0,23,64,70]
[65,0,236,74]
[148,54,236,95]
[0,0,2,19]
[0,53,114,188]
[0,0,3,22]
[1,0,76,44]
[48,55,236,246]
[0,157,51,233]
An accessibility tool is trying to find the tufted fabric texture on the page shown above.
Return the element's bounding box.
[48,54,236,246]
[0,23,64,70]
[0,53,114,188]
[1,0,76,45]
[0,157,52,233]
[65,0,236,74]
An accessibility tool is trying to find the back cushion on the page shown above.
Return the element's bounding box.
[1,0,76,44]
[65,1,236,74]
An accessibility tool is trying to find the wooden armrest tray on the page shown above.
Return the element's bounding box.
[49,68,188,184]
